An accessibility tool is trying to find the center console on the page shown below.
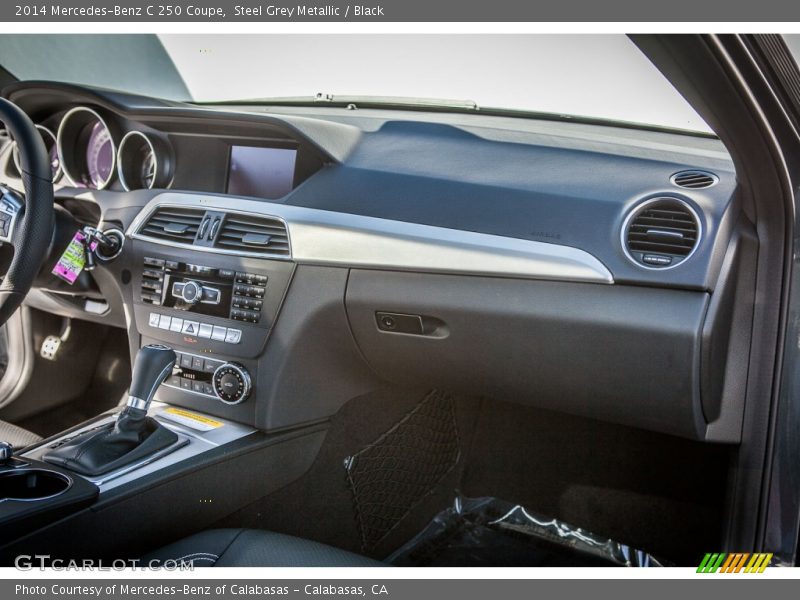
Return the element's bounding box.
[21,402,256,492]
[2,346,259,548]
[130,241,295,424]
[0,211,319,561]
[0,401,267,558]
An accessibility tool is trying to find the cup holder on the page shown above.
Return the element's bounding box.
[0,469,72,502]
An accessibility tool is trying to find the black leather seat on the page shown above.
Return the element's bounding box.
[0,419,41,449]
[144,529,383,567]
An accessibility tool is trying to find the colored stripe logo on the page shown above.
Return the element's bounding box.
[697,553,773,573]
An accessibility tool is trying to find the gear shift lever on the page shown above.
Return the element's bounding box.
[43,345,179,476]
[126,344,177,411]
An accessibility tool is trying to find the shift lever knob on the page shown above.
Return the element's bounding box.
[126,344,176,411]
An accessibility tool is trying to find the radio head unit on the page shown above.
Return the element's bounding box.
[140,257,265,324]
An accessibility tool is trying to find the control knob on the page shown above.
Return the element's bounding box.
[212,362,252,405]
[180,280,203,306]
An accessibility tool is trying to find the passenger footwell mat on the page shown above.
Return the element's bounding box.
[344,389,460,553]
[387,496,669,567]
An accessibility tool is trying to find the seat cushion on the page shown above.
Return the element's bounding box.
[0,419,41,449]
[143,528,384,567]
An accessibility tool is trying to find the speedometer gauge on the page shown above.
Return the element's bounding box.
[57,106,117,190]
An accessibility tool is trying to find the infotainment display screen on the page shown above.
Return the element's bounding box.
[227,145,297,199]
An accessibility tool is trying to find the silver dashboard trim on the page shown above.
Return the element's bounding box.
[127,192,614,284]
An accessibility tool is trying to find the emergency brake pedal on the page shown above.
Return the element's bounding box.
[40,318,72,361]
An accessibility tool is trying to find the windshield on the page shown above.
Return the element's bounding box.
[0,34,711,133]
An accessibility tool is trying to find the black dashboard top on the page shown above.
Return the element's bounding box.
[1,81,738,291]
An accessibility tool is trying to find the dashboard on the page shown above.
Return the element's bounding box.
[1,84,324,198]
[0,81,751,445]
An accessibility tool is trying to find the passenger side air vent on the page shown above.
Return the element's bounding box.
[623,198,701,269]
[139,207,205,243]
[671,170,718,189]
[214,214,290,257]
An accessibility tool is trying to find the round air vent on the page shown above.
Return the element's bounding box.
[622,198,701,269]
[671,170,718,189]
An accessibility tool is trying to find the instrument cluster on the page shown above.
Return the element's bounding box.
[5,105,172,191]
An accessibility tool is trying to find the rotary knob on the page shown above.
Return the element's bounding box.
[181,281,203,305]
[212,362,251,405]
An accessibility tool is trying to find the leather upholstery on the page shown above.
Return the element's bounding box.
[144,529,383,567]
[43,409,178,476]
[0,419,41,449]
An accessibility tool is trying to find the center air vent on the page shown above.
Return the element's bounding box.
[139,207,204,243]
[671,170,718,189]
[623,198,701,269]
[214,214,290,257]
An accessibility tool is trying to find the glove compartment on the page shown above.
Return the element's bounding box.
[345,270,713,440]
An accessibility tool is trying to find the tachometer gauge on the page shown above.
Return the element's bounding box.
[57,107,117,190]
[117,131,171,191]
[11,125,62,181]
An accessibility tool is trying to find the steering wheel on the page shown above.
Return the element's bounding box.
[0,98,55,327]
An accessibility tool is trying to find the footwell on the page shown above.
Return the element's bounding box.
[345,390,461,553]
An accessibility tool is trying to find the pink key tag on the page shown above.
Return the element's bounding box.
[51,230,97,284]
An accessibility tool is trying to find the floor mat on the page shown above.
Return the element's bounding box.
[214,392,730,565]
[388,496,667,567]
[213,387,481,559]
[345,389,461,553]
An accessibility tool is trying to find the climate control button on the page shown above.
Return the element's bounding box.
[212,362,251,405]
